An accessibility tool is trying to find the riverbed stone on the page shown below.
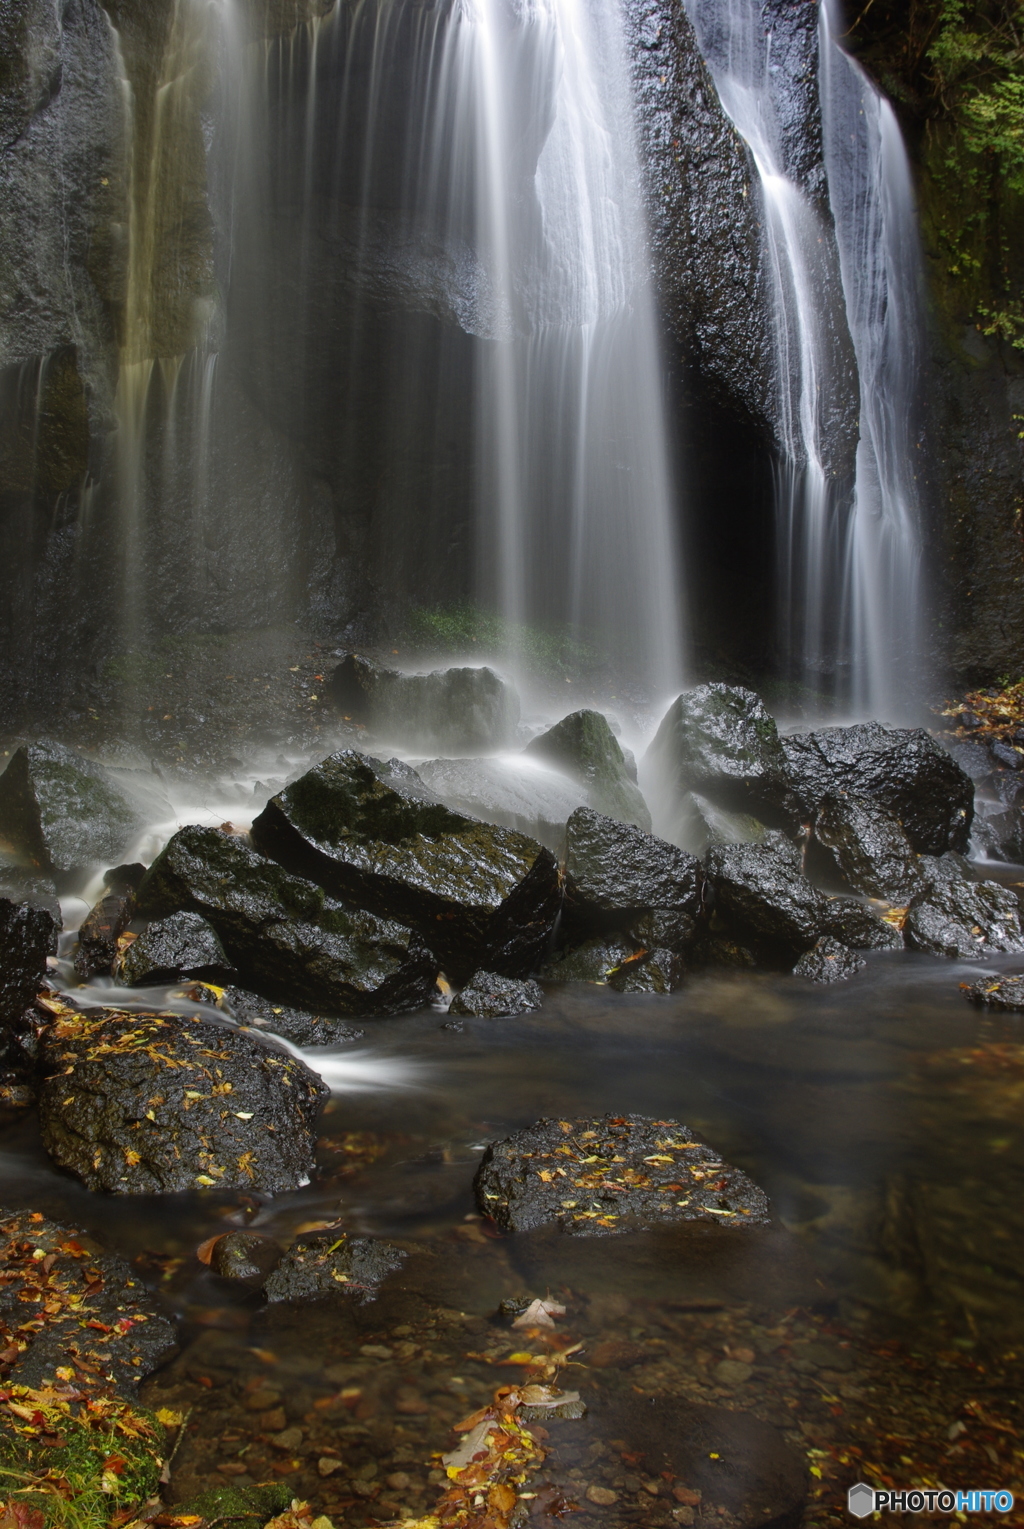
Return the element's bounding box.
[606,947,684,993]
[812,793,923,901]
[962,973,1024,1011]
[540,935,638,984]
[138,824,438,1014]
[561,807,703,940]
[792,936,866,984]
[0,741,144,880]
[263,1231,407,1302]
[328,653,520,751]
[819,897,905,950]
[0,880,61,1027]
[904,855,1024,958]
[117,911,235,987]
[669,789,770,856]
[645,685,797,827]
[74,884,136,979]
[38,999,328,1194]
[782,724,974,854]
[0,1206,178,1395]
[524,709,651,829]
[704,836,825,958]
[449,971,543,1018]
[209,1231,283,1287]
[216,985,365,1046]
[251,750,561,979]
[474,1114,770,1235]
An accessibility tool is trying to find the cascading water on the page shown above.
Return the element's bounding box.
[217,0,685,699]
[682,0,925,716]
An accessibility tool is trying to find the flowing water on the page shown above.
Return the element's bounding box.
[682,0,925,716]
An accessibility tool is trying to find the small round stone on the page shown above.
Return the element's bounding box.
[586,1485,619,1506]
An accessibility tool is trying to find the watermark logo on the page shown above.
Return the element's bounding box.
[848,1484,1015,1516]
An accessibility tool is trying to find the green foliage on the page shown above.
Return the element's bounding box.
[403,601,600,678]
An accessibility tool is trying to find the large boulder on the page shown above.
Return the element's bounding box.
[117,911,235,987]
[216,985,365,1046]
[561,807,703,942]
[414,755,587,851]
[782,724,974,854]
[704,836,825,958]
[474,1114,770,1235]
[811,794,923,901]
[523,710,651,830]
[251,751,561,979]
[0,742,143,880]
[903,856,1024,959]
[0,879,61,1027]
[819,896,904,951]
[645,685,797,830]
[328,654,520,752]
[137,824,439,1014]
[38,997,328,1194]
[669,790,770,857]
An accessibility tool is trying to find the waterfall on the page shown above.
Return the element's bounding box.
[682,0,925,716]
[217,0,685,698]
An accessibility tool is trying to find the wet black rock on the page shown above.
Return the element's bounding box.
[646,685,798,828]
[449,971,543,1019]
[540,935,638,984]
[209,1230,283,1287]
[328,653,520,751]
[792,937,866,984]
[782,724,974,854]
[138,824,438,1014]
[669,790,770,857]
[561,807,703,940]
[627,907,697,955]
[0,880,61,1026]
[524,709,651,830]
[217,984,365,1046]
[251,750,560,979]
[812,794,923,901]
[819,897,904,951]
[117,911,235,987]
[0,742,144,881]
[607,948,684,993]
[0,1206,177,1395]
[74,884,136,979]
[962,973,1024,1011]
[704,837,824,958]
[263,1231,406,1302]
[38,1002,328,1194]
[474,1114,770,1235]
[904,855,1024,959]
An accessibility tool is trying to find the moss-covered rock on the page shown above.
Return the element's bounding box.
[0,742,143,880]
[37,997,328,1193]
[251,751,561,979]
[138,824,439,1014]
[524,709,651,830]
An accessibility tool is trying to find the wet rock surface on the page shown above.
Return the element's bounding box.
[606,947,684,993]
[562,807,703,939]
[38,998,328,1194]
[904,856,1024,959]
[449,971,543,1019]
[0,1206,177,1395]
[264,1231,407,1303]
[792,937,866,984]
[671,790,769,857]
[782,724,974,854]
[474,1114,770,1235]
[217,984,365,1046]
[962,972,1024,1010]
[812,794,923,901]
[209,1231,283,1286]
[328,654,520,752]
[74,882,136,979]
[0,879,60,1026]
[0,741,143,879]
[117,910,235,987]
[704,837,826,959]
[414,755,586,851]
[646,685,797,829]
[524,709,651,830]
[251,750,561,979]
[139,824,438,1014]
[818,897,904,951]
[540,935,638,984]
